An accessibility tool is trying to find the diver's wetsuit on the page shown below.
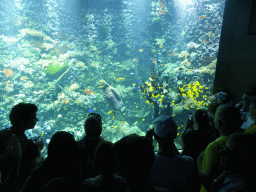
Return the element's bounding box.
[153,100,172,119]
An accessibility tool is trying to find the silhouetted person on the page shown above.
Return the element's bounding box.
[209,133,256,191]
[18,131,82,192]
[77,113,105,180]
[83,141,127,192]
[181,109,216,161]
[0,103,43,191]
[0,134,22,192]
[149,115,199,192]
[115,134,170,192]
[197,105,244,192]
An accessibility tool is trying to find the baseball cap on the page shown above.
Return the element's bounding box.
[153,115,177,139]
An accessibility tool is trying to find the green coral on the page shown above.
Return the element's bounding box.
[98,26,109,40]
[44,60,68,75]
[155,39,165,47]
[151,17,162,29]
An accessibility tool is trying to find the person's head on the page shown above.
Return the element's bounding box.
[249,98,256,122]
[193,109,210,131]
[47,131,80,175]
[217,92,231,105]
[114,134,154,181]
[47,131,78,160]
[84,113,102,138]
[98,80,109,89]
[153,115,178,152]
[214,105,242,135]
[153,115,177,143]
[92,141,118,176]
[242,86,256,110]
[219,132,256,177]
[207,101,219,118]
[9,103,38,130]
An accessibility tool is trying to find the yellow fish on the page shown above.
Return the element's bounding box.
[108,110,113,114]
[159,46,163,48]
[138,49,143,52]
[116,78,125,81]
[146,100,150,104]
[136,106,138,108]
[114,126,118,128]
[142,119,145,121]
[177,133,180,136]
[132,83,136,86]
[153,50,156,52]
[99,86,103,88]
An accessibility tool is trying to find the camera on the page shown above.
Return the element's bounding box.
[188,113,193,120]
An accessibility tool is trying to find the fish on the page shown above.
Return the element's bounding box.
[152,59,157,63]
[136,106,138,108]
[65,99,70,104]
[134,86,139,90]
[185,53,189,60]
[116,78,125,81]
[142,119,145,121]
[165,10,168,12]
[114,126,118,128]
[108,110,113,114]
[18,99,23,103]
[20,77,28,81]
[170,52,174,55]
[54,41,58,46]
[88,108,94,113]
[138,49,143,52]
[159,46,163,48]
[84,88,90,95]
[133,58,139,62]
[130,72,135,75]
[153,50,156,52]
[132,83,136,86]
[136,79,141,83]
[200,15,206,18]
[159,10,164,15]
[98,51,101,54]
[99,86,103,88]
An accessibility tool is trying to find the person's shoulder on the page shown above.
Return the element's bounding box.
[152,186,171,192]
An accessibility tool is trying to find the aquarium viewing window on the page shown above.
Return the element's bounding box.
[0,0,226,155]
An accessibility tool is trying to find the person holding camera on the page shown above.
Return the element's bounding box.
[181,109,215,161]
[0,103,44,191]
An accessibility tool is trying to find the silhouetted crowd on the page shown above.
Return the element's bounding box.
[1,86,256,192]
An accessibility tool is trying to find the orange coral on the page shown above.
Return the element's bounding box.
[3,69,13,78]
[65,99,70,104]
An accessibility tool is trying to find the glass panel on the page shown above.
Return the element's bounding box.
[0,0,226,157]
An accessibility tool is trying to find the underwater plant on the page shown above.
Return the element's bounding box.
[44,60,69,76]
[98,25,109,40]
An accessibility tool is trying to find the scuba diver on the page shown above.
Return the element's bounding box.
[140,68,173,119]
[98,80,134,124]
[98,80,123,111]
